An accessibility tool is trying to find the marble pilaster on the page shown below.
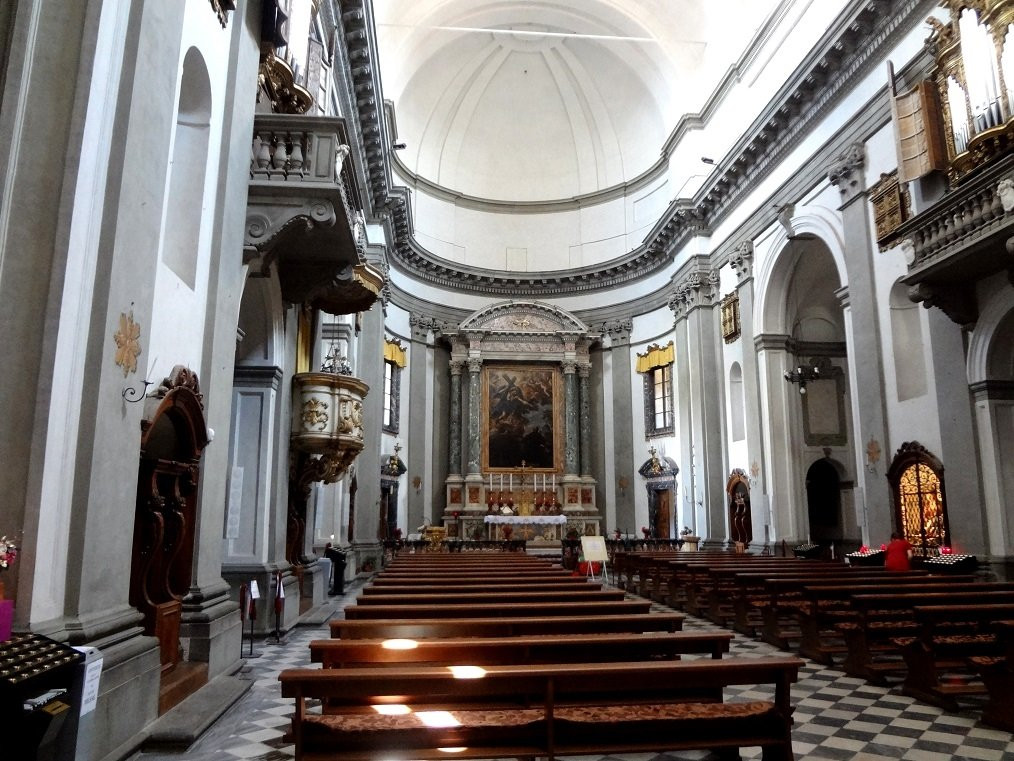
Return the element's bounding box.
[829,143,888,546]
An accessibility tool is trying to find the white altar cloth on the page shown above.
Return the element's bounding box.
[483,515,567,525]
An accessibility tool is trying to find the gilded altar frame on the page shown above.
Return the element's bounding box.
[481,363,562,472]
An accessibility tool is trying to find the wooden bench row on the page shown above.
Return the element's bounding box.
[280,658,804,761]
[279,553,809,760]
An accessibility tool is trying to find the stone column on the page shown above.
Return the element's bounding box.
[353,299,385,567]
[972,381,1014,556]
[466,357,482,475]
[730,241,769,550]
[448,360,464,476]
[754,333,804,543]
[407,315,433,529]
[828,143,890,546]
[444,358,466,516]
[669,265,724,545]
[604,320,634,532]
[563,361,579,476]
[578,363,592,477]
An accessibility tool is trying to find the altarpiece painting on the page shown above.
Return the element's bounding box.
[482,364,560,471]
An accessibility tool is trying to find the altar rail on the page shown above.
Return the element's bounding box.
[383,539,527,560]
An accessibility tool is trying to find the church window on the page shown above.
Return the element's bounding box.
[637,342,675,437]
[383,339,406,434]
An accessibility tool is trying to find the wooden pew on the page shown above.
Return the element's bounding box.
[310,631,734,668]
[279,657,803,761]
[728,570,924,637]
[758,574,941,650]
[341,599,652,620]
[897,602,1014,710]
[971,619,1014,732]
[370,574,577,586]
[330,612,685,639]
[361,581,603,595]
[837,584,1014,681]
[354,589,626,606]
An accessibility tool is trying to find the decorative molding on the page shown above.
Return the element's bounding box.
[458,301,589,336]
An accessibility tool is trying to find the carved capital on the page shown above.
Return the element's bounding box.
[467,357,483,374]
[729,240,754,283]
[562,360,577,375]
[595,319,633,345]
[668,268,721,318]
[578,363,591,379]
[449,360,465,376]
[827,142,866,199]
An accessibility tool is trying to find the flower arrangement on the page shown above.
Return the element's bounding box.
[0,536,17,571]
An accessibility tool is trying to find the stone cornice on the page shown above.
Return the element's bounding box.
[363,0,935,297]
[389,139,668,214]
[332,0,394,217]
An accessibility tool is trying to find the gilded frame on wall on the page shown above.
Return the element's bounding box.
[482,364,561,471]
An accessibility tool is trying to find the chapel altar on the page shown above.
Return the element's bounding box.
[439,302,603,541]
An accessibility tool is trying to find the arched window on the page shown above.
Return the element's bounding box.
[887,442,949,555]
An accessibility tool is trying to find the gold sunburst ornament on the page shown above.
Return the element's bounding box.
[114,311,142,377]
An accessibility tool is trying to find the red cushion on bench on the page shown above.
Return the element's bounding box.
[554,700,773,722]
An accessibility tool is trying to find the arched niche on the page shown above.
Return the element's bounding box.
[726,469,752,544]
[163,48,212,288]
[638,453,679,539]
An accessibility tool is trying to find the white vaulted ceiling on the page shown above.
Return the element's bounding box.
[375,0,783,202]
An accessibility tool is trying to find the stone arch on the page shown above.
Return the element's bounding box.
[805,456,847,544]
[966,286,1014,383]
[754,206,847,337]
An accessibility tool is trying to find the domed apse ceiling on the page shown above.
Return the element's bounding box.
[375,0,782,203]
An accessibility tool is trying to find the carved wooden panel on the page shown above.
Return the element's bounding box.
[869,171,912,249]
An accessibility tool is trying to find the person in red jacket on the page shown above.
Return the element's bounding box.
[884,532,913,571]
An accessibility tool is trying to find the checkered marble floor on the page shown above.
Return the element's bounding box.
[128,580,1014,761]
